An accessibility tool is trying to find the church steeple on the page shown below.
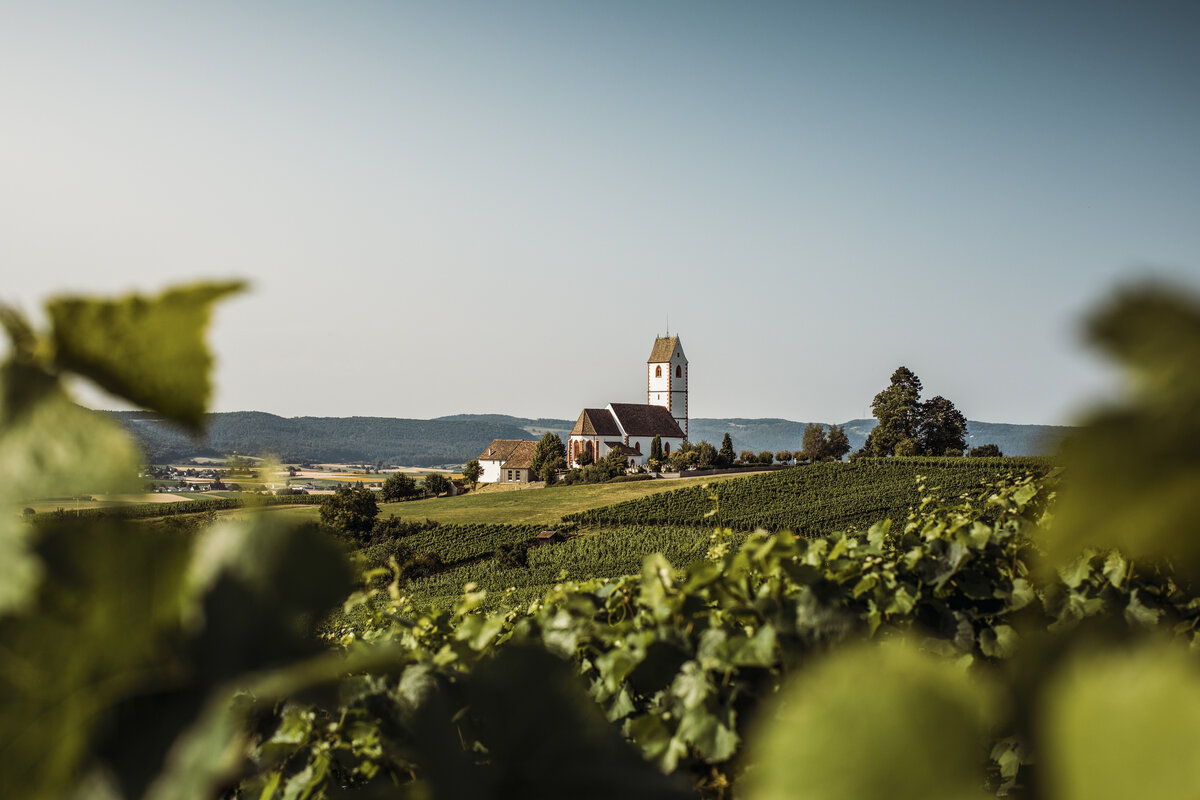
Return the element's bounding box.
[647,335,688,440]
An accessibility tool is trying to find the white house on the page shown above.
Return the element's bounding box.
[477,439,538,484]
[567,335,689,469]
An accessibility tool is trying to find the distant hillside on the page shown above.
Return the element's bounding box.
[113,411,534,468]
[112,411,1067,467]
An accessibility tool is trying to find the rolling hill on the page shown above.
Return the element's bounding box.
[112,411,1068,467]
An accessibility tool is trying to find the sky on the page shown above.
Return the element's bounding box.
[2,1,1198,426]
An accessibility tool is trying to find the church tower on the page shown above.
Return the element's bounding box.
[647,335,688,440]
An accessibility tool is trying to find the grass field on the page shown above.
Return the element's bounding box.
[229,472,759,527]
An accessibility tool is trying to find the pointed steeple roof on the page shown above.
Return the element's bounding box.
[647,335,682,363]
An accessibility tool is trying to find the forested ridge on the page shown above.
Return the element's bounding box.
[112,409,1065,466]
[111,410,533,466]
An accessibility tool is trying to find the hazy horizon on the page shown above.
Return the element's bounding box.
[4,2,1199,426]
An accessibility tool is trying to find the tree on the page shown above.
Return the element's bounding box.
[424,473,451,496]
[381,473,418,502]
[531,433,567,479]
[968,443,1003,457]
[539,455,566,484]
[603,446,629,476]
[918,396,968,456]
[758,451,774,465]
[800,423,830,462]
[695,440,717,469]
[461,459,482,488]
[718,433,735,468]
[576,446,594,467]
[650,434,663,462]
[776,450,793,465]
[739,450,756,465]
[864,367,924,456]
[319,483,379,536]
[826,425,851,461]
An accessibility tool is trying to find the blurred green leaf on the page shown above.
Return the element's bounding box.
[1041,641,1200,800]
[46,282,244,432]
[1050,285,1200,578]
[425,645,693,799]
[0,520,193,800]
[0,364,142,614]
[743,639,993,800]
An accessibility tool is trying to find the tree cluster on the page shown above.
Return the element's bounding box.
[319,483,379,537]
[862,367,968,456]
[798,423,851,463]
[381,472,418,502]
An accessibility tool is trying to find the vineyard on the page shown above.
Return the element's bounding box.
[398,522,547,566]
[564,456,1056,533]
[397,525,746,609]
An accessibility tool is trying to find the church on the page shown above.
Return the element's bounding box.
[568,335,689,469]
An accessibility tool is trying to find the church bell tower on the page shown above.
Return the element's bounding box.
[647,335,688,439]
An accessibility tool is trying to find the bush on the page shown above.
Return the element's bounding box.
[496,541,530,568]
[403,551,444,579]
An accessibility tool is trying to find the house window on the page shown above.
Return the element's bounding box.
[663,442,670,455]
[676,365,682,378]
[507,470,513,481]
[655,365,662,378]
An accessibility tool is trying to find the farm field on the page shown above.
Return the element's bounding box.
[231,471,759,527]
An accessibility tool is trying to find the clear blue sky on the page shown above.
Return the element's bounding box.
[2,1,1198,425]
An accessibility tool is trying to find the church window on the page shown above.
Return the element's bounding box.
[655,365,662,378]
[675,365,681,378]
[663,442,671,455]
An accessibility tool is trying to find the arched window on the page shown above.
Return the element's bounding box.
[587,441,595,460]
[655,365,662,378]
[663,442,671,455]
[675,365,682,378]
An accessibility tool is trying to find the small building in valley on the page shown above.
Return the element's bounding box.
[477,439,539,484]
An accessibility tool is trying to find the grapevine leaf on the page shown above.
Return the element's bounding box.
[1101,550,1128,588]
[46,281,245,432]
[1049,285,1200,581]
[979,625,1018,659]
[1041,641,1200,800]
[742,639,993,800]
[453,646,692,797]
[0,519,193,800]
[1123,590,1161,630]
[0,363,142,614]
[727,626,777,667]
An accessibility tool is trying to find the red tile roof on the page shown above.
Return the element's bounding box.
[571,408,621,436]
[478,439,526,461]
[608,403,685,438]
[501,440,537,470]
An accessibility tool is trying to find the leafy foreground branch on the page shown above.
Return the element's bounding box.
[2,282,1200,800]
